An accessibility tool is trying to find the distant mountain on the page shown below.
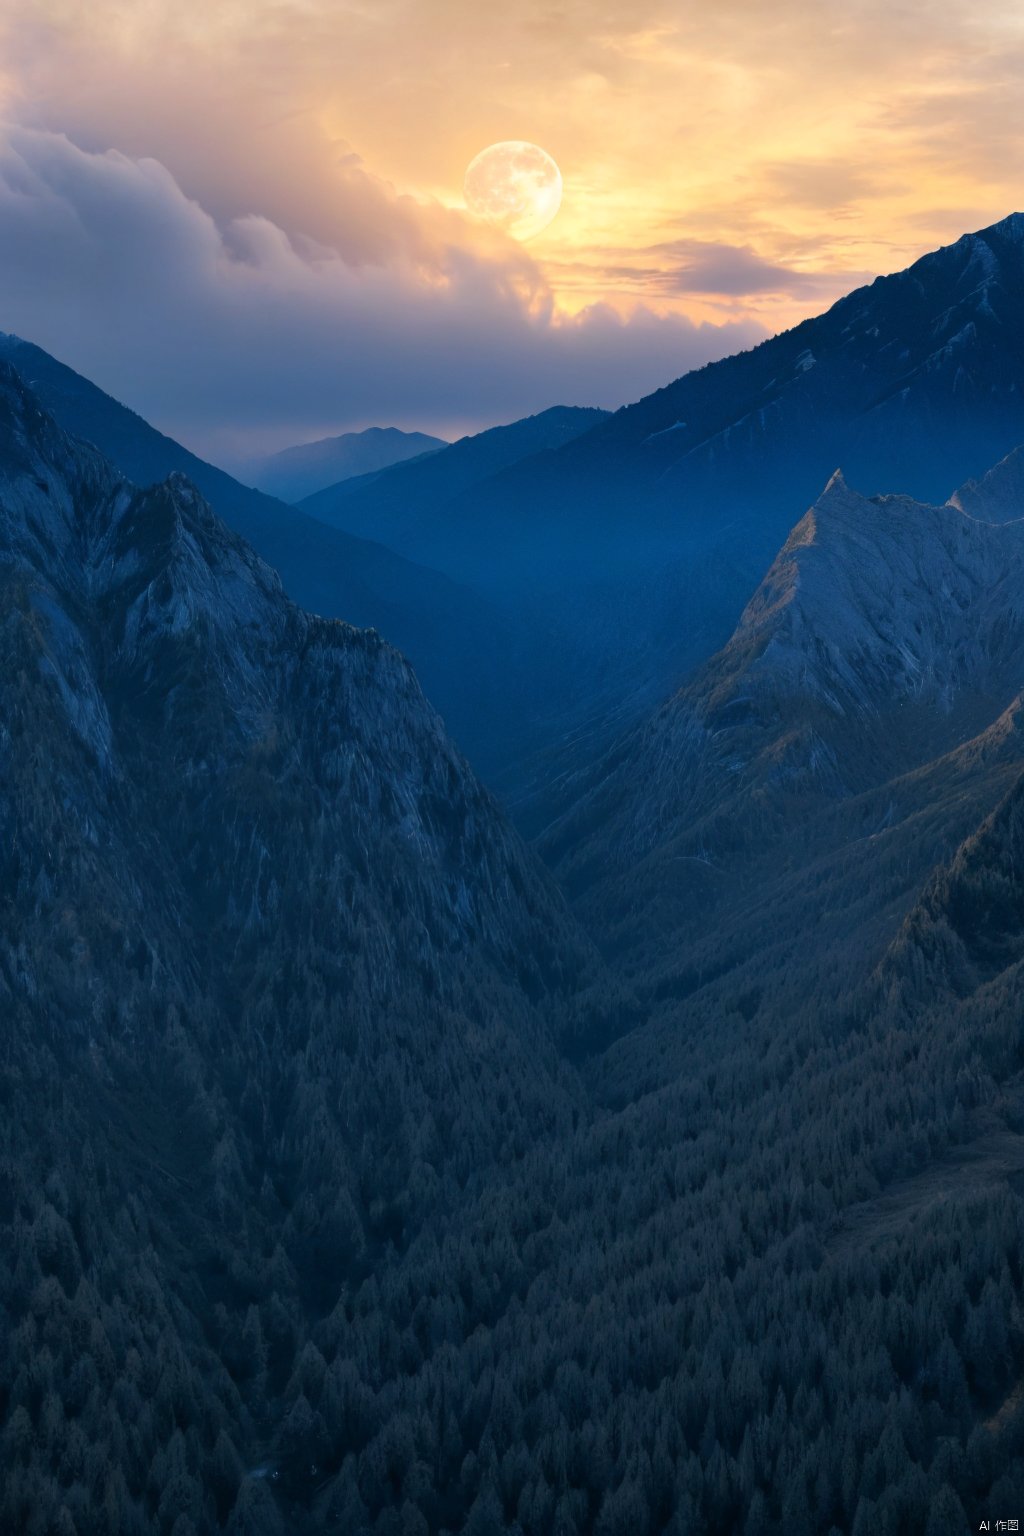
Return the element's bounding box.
[0,332,528,764]
[492,209,1024,590]
[544,454,1024,968]
[239,426,447,503]
[301,405,609,539]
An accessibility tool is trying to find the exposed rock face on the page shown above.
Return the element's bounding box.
[0,354,593,1138]
[0,332,524,774]
[0,360,607,1535]
[950,443,1024,523]
[694,468,1024,730]
[544,450,1024,964]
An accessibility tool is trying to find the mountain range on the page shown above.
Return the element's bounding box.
[297,211,1024,812]
[300,405,609,536]
[235,426,448,504]
[18,207,1024,817]
[0,333,561,777]
[4,215,1024,1532]
[0,358,609,1530]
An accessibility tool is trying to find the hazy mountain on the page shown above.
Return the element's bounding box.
[238,426,447,504]
[17,208,1024,822]
[301,404,609,537]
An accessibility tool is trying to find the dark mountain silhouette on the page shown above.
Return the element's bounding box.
[238,426,447,504]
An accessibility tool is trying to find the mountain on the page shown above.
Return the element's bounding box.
[238,426,447,504]
[2,360,1023,1533]
[0,359,601,1532]
[301,404,609,539]
[20,205,1024,824]
[950,442,1024,523]
[543,456,1024,962]
[307,214,1024,812]
[538,448,1024,1023]
[886,769,1024,1002]
[0,332,530,765]
[0,336,621,792]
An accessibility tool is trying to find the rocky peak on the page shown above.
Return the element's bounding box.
[0,362,594,1030]
[543,450,1024,927]
[723,469,1024,723]
[950,444,1024,524]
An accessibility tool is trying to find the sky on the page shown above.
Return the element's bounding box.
[1,0,1024,462]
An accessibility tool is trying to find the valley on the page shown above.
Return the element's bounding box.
[4,215,1024,1533]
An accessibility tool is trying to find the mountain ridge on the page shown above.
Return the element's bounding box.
[543,444,1024,969]
[238,425,447,504]
[300,404,610,538]
[0,332,551,771]
[4,352,1024,1532]
[288,212,1024,814]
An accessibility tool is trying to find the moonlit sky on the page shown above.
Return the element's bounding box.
[2,1,1024,461]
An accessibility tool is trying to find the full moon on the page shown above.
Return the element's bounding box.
[463,141,563,242]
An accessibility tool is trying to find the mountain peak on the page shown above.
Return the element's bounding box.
[238,424,449,502]
[977,209,1024,244]
[704,464,1024,746]
[949,442,1024,524]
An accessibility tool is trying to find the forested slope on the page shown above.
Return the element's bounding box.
[2,359,1023,1535]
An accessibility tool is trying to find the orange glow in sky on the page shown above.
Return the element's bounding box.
[5,0,1024,332]
[3,0,1024,450]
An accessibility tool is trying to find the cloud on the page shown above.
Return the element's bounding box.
[0,126,764,459]
[4,0,1018,462]
[761,161,891,213]
[543,239,876,316]
[639,240,871,299]
[4,0,1022,366]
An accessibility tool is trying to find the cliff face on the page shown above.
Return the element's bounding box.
[0,332,525,777]
[542,453,1024,970]
[1,352,598,1306]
